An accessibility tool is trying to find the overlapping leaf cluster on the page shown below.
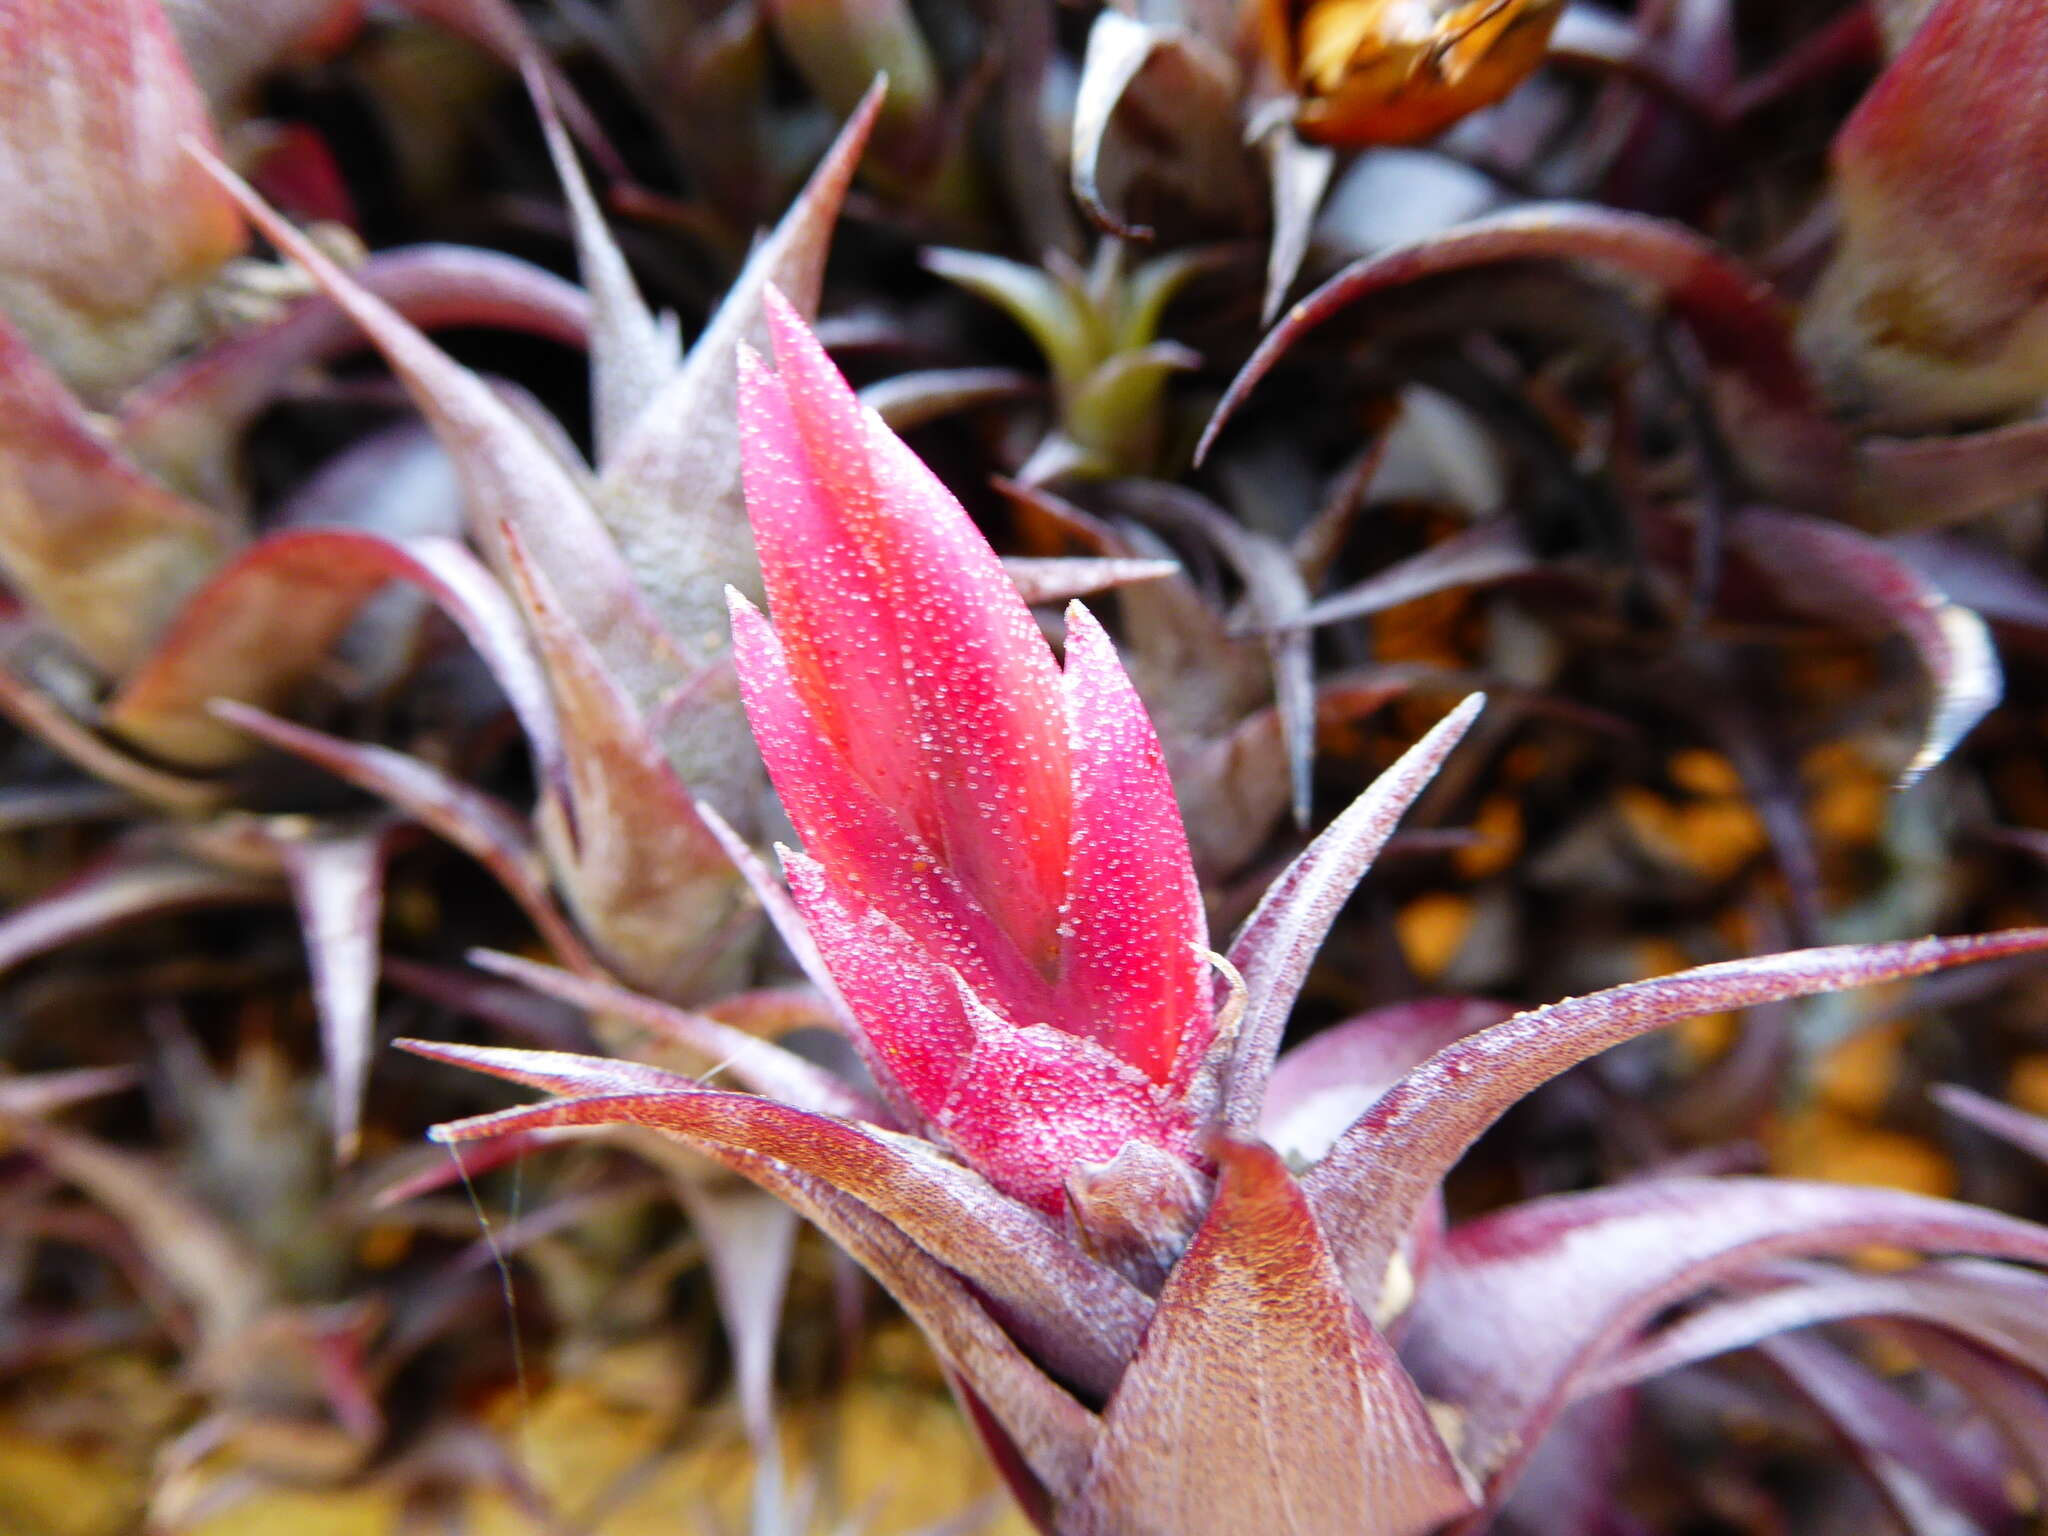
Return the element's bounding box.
[9,2,2048,1534]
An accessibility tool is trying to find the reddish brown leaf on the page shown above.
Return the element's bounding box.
[1069,1139,1474,1536]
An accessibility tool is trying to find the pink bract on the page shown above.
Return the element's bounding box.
[729,289,1211,1212]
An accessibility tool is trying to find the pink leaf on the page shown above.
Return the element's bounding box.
[938,1001,1195,1219]
[744,297,1078,970]
[1054,603,1208,1087]
[0,0,244,395]
[732,594,1053,1025]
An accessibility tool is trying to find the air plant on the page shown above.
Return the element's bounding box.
[1799,0,2048,429]
[408,298,2048,1536]
[923,243,1211,484]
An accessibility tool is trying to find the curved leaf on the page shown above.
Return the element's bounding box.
[1198,204,1847,504]
[1308,928,2048,1321]
[404,1044,1151,1400]
[105,527,560,774]
[118,245,591,510]
[1730,505,2000,786]
[1401,1176,2048,1509]
[209,701,595,974]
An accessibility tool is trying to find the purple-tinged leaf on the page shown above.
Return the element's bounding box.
[190,147,691,719]
[105,527,561,772]
[365,1128,548,1211]
[1198,205,1849,505]
[1490,1392,1639,1536]
[1262,999,1514,1167]
[1855,417,2048,535]
[1932,1082,2048,1166]
[501,529,753,1002]
[765,1161,1101,1509]
[118,245,591,510]
[0,0,244,396]
[0,851,276,977]
[1310,928,2048,1322]
[0,782,133,831]
[462,947,876,1119]
[272,424,460,541]
[1898,1325,2048,1499]
[404,1044,1151,1400]
[1220,695,1486,1130]
[0,314,232,677]
[275,823,398,1160]
[0,1112,270,1351]
[1292,521,1541,632]
[379,956,587,1051]
[1730,506,2000,785]
[1069,1139,1475,1536]
[1758,1334,2020,1536]
[209,700,596,974]
[0,1065,139,1117]
[1399,1175,2048,1506]
[0,645,220,812]
[436,1112,1106,1506]
[1584,1258,2048,1400]
[1171,674,1414,884]
[1069,12,1181,242]
[1107,479,1318,827]
[1001,557,1181,606]
[1891,532,2048,634]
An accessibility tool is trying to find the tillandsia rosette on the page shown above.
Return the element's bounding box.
[20,0,2048,1531]
[409,297,2048,1536]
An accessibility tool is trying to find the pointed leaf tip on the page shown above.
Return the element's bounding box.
[1221,692,1486,1128]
